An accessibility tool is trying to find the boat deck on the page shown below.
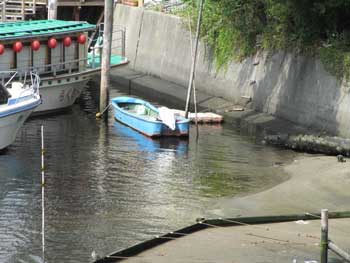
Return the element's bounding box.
[99,218,350,263]
[88,54,126,69]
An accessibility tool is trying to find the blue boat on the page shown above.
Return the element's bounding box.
[111,97,190,137]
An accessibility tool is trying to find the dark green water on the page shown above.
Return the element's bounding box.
[0,85,297,262]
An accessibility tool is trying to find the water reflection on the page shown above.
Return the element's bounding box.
[0,155,41,262]
[112,121,188,156]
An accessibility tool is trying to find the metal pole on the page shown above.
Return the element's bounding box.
[48,0,57,19]
[99,0,113,113]
[321,209,328,263]
[184,0,204,118]
[41,125,45,263]
[328,241,350,262]
[2,0,6,22]
[21,0,25,20]
[122,29,126,60]
[33,0,36,14]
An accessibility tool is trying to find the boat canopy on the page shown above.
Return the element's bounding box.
[0,20,96,41]
[0,84,10,105]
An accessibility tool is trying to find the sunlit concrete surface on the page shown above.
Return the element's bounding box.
[121,218,350,263]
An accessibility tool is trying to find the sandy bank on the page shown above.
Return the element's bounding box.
[214,155,350,217]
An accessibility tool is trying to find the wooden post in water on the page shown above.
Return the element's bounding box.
[321,209,328,263]
[184,0,204,118]
[48,0,57,19]
[99,0,114,114]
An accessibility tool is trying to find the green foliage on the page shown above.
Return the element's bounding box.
[181,0,350,79]
[319,33,350,80]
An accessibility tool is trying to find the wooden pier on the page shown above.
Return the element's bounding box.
[0,0,47,21]
[57,0,104,6]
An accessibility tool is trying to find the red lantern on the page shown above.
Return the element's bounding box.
[0,44,4,55]
[77,34,86,44]
[48,38,57,49]
[63,36,72,47]
[31,40,40,51]
[13,41,23,53]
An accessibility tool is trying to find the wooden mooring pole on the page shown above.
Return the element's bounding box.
[48,0,57,19]
[99,0,114,114]
[321,209,328,263]
[184,0,204,119]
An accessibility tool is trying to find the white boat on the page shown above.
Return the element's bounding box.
[0,72,41,150]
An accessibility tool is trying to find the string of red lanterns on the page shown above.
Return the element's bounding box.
[0,44,4,55]
[63,36,72,47]
[77,34,87,44]
[0,34,87,55]
[31,40,41,51]
[13,41,23,53]
[48,38,57,49]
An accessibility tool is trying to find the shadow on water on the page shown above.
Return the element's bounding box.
[0,83,300,263]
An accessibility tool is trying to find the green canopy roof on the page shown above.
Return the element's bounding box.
[0,20,96,40]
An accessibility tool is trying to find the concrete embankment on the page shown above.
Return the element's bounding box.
[113,4,350,138]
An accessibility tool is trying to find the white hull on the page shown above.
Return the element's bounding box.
[0,108,35,150]
[34,78,89,113]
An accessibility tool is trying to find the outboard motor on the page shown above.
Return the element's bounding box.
[0,83,11,105]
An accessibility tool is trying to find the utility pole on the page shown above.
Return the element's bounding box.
[47,0,57,19]
[99,0,114,114]
[184,0,204,118]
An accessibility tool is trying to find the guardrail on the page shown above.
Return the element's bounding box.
[88,24,126,66]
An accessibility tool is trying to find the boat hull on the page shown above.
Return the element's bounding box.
[113,106,163,137]
[0,107,36,150]
[112,97,189,137]
[34,78,88,113]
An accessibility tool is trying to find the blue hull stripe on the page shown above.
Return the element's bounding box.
[0,99,41,118]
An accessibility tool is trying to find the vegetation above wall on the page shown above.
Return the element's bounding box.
[180,0,350,80]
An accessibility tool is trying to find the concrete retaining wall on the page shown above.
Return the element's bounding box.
[113,4,350,137]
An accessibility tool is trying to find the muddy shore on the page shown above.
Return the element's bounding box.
[213,155,350,217]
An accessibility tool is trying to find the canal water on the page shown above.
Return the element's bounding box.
[0,84,298,262]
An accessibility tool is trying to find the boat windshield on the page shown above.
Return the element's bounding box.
[0,84,11,105]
